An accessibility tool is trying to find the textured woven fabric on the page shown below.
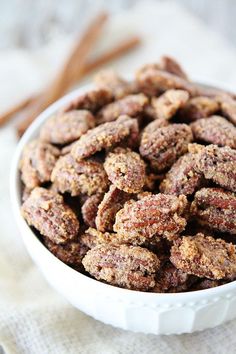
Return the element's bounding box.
[1,2,236,353]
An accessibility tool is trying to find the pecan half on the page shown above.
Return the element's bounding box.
[190,115,236,148]
[21,187,80,244]
[191,188,236,234]
[140,123,193,172]
[94,69,138,99]
[219,95,236,125]
[20,140,60,189]
[51,154,108,196]
[151,89,189,120]
[159,55,188,79]
[194,144,236,192]
[153,261,195,293]
[114,193,187,244]
[40,110,95,145]
[44,237,88,269]
[136,66,198,97]
[142,118,169,136]
[104,148,146,193]
[96,185,131,232]
[80,227,121,249]
[97,93,148,124]
[170,233,236,280]
[82,244,160,290]
[178,96,220,122]
[159,153,203,196]
[81,194,104,228]
[63,87,113,113]
[71,115,139,160]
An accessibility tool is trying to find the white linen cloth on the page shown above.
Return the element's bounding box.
[1,2,236,353]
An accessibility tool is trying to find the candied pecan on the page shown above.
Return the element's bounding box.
[63,87,113,113]
[178,96,220,122]
[114,194,187,244]
[96,184,131,232]
[159,55,188,80]
[44,237,88,269]
[97,93,148,124]
[20,140,60,189]
[194,144,236,192]
[170,233,236,280]
[136,66,198,97]
[51,154,108,196]
[104,148,146,193]
[40,110,95,145]
[94,69,137,99]
[21,187,79,244]
[71,115,139,160]
[140,123,193,172]
[159,153,203,196]
[153,262,194,293]
[151,89,189,120]
[191,188,236,235]
[142,118,169,136]
[191,115,236,148]
[81,194,103,227]
[82,244,160,290]
[219,95,236,125]
[80,227,121,249]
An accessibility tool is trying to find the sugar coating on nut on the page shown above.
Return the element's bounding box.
[97,93,148,124]
[178,96,220,122]
[160,153,203,196]
[170,233,236,280]
[114,193,187,244]
[81,194,103,228]
[136,66,198,97]
[159,55,189,79]
[194,144,236,192]
[151,89,189,120]
[219,95,236,125]
[94,69,138,99]
[153,261,194,293]
[63,87,113,113]
[51,154,108,196]
[140,123,193,172]
[82,244,160,291]
[40,110,95,145]
[104,148,146,193]
[20,140,60,189]
[142,118,169,136]
[44,237,88,269]
[21,187,80,244]
[96,184,131,232]
[191,115,236,148]
[71,115,138,160]
[191,187,236,235]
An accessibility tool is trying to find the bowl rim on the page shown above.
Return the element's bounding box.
[10,77,236,302]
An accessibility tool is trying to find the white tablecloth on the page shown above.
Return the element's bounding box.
[1,2,236,353]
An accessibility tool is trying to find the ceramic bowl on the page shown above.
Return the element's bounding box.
[10,80,236,335]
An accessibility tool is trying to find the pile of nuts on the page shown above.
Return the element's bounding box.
[20,56,236,292]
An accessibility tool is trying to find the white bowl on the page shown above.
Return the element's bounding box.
[10,80,236,335]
